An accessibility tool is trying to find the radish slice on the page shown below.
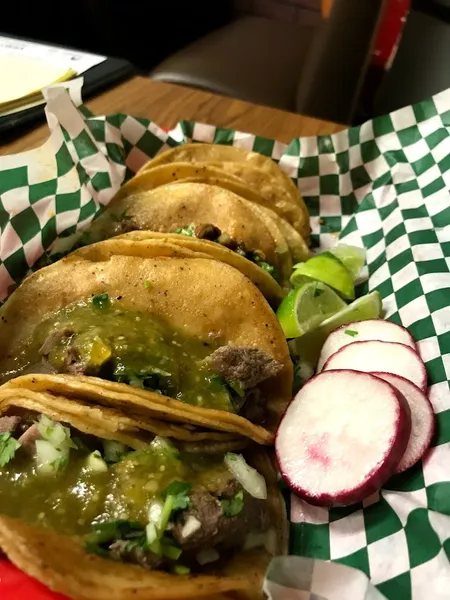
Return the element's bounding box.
[275,370,411,507]
[372,372,435,473]
[317,319,416,372]
[322,340,427,392]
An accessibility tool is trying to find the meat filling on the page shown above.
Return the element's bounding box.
[176,222,278,279]
[206,346,283,390]
[0,415,21,435]
[172,487,269,552]
[107,483,270,570]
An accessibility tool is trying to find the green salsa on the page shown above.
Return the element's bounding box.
[0,432,232,539]
[5,295,234,412]
[0,414,270,572]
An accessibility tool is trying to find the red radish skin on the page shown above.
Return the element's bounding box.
[275,370,411,507]
[372,372,435,473]
[317,319,417,372]
[322,340,427,392]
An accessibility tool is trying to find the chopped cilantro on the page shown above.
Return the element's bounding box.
[221,491,244,517]
[344,329,358,337]
[209,375,226,392]
[0,433,21,467]
[50,455,69,471]
[113,363,171,395]
[92,293,110,309]
[172,565,190,575]
[85,520,144,545]
[248,252,279,281]
[72,436,90,452]
[144,280,151,288]
[163,480,192,511]
[257,260,275,275]
[84,520,146,557]
[228,380,245,398]
[160,538,182,560]
[175,223,196,237]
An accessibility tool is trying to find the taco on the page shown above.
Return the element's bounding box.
[113,161,309,263]
[0,392,287,599]
[139,143,310,239]
[86,181,292,284]
[161,177,310,264]
[0,249,292,443]
[73,233,284,307]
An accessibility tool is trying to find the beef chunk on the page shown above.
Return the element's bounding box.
[39,329,74,356]
[194,223,222,241]
[171,488,270,552]
[18,424,40,453]
[62,346,87,375]
[109,540,163,571]
[39,328,93,376]
[0,416,21,434]
[206,346,283,389]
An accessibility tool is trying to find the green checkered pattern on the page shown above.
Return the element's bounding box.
[1,83,450,599]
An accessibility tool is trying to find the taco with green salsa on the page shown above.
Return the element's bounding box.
[0,246,292,444]
[0,391,287,600]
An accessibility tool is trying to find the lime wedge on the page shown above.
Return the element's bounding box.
[290,291,382,366]
[276,281,347,338]
[330,245,366,281]
[290,252,355,300]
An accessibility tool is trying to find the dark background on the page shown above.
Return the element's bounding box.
[1,0,234,70]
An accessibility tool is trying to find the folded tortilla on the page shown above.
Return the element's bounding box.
[0,245,292,444]
[74,231,285,308]
[0,393,287,600]
[87,181,293,283]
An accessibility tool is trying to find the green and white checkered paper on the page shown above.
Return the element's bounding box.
[1,80,450,599]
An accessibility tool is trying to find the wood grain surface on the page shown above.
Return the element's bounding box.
[1,77,345,156]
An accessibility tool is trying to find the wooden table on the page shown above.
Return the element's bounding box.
[1,76,345,156]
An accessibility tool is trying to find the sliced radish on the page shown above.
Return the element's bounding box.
[372,372,435,473]
[275,370,411,506]
[322,341,427,392]
[317,319,416,372]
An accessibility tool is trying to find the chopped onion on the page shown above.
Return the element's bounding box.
[86,450,108,473]
[36,415,74,451]
[150,436,179,458]
[102,440,127,463]
[35,440,67,474]
[224,453,267,500]
[180,515,201,539]
[147,500,163,526]
[196,548,220,565]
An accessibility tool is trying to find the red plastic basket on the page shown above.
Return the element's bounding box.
[0,559,67,599]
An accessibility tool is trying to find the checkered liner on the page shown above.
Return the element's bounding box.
[1,81,450,599]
